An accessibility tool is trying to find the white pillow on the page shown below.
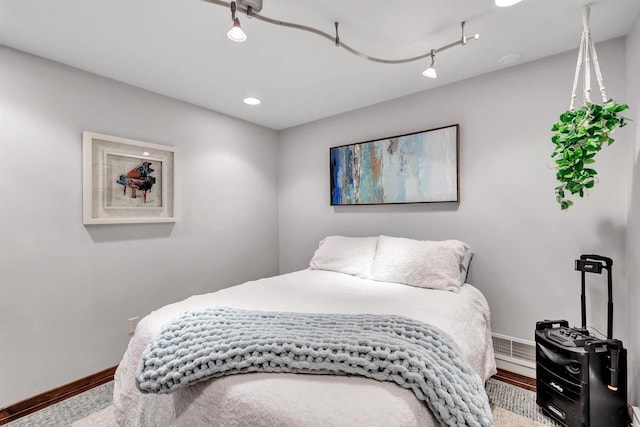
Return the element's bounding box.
[309,236,378,278]
[370,236,469,292]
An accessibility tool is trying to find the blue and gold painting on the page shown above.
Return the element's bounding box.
[330,125,458,205]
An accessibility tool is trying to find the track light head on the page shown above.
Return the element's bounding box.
[422,66,437,79]
[422,51,437,78]
[227,18,247,42]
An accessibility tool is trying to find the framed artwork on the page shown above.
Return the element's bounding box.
[83,132,175,224]
[330,124,459,205]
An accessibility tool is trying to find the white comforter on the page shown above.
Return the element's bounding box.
[114,269,496,427]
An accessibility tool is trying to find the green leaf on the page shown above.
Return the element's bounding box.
[567,181,583,194]
[560,111,576,123]
[561,200,572,210]
[550,98,629,210]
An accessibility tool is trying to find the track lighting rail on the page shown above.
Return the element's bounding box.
[202,0,479,65]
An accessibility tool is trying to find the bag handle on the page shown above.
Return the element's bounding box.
[569,6,608,111]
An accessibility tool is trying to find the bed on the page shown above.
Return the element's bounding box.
[113,236,497,427]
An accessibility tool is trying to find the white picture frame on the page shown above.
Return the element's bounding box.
[83,132,176,224]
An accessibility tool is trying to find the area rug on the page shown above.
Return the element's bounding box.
[8,379,560,426]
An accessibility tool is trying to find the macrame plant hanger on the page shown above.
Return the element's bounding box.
[569,5,608,111]
[551,5,628,210]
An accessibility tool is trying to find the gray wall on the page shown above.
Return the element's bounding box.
[626,14,640,405]
[1,33,638,409]
[0,46,280,407]
[278,38,636,400]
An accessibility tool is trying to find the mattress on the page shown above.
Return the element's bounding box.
[114,269,496,426]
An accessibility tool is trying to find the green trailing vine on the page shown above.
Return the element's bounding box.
[551,98,629,210]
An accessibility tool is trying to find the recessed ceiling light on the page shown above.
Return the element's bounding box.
[243,97,261,105]
[495,0,523,7]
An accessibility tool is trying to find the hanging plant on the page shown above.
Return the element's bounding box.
[551,99,629,210]
[550,6,630,210]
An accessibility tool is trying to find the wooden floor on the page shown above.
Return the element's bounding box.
[493,368,536,392]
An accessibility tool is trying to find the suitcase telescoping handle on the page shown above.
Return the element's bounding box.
[577,254,613,270]
[575,254,613,339]
[584,339,623,391]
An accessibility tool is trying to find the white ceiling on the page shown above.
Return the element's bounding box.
[1,0,638,130]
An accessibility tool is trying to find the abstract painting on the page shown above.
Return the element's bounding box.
[83,132,175,224]
[330,125,459,205]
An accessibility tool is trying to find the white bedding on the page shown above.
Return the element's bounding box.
[114,269,496,427]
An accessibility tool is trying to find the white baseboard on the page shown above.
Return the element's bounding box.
[495,358,536,378]
[633,405,639,426]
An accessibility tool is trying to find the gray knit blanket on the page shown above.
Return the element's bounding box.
[136,307,493,427]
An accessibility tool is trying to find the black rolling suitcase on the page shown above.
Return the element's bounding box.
[534,255,628,426]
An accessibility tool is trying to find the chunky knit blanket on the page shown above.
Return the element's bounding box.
[136,307,493,427]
